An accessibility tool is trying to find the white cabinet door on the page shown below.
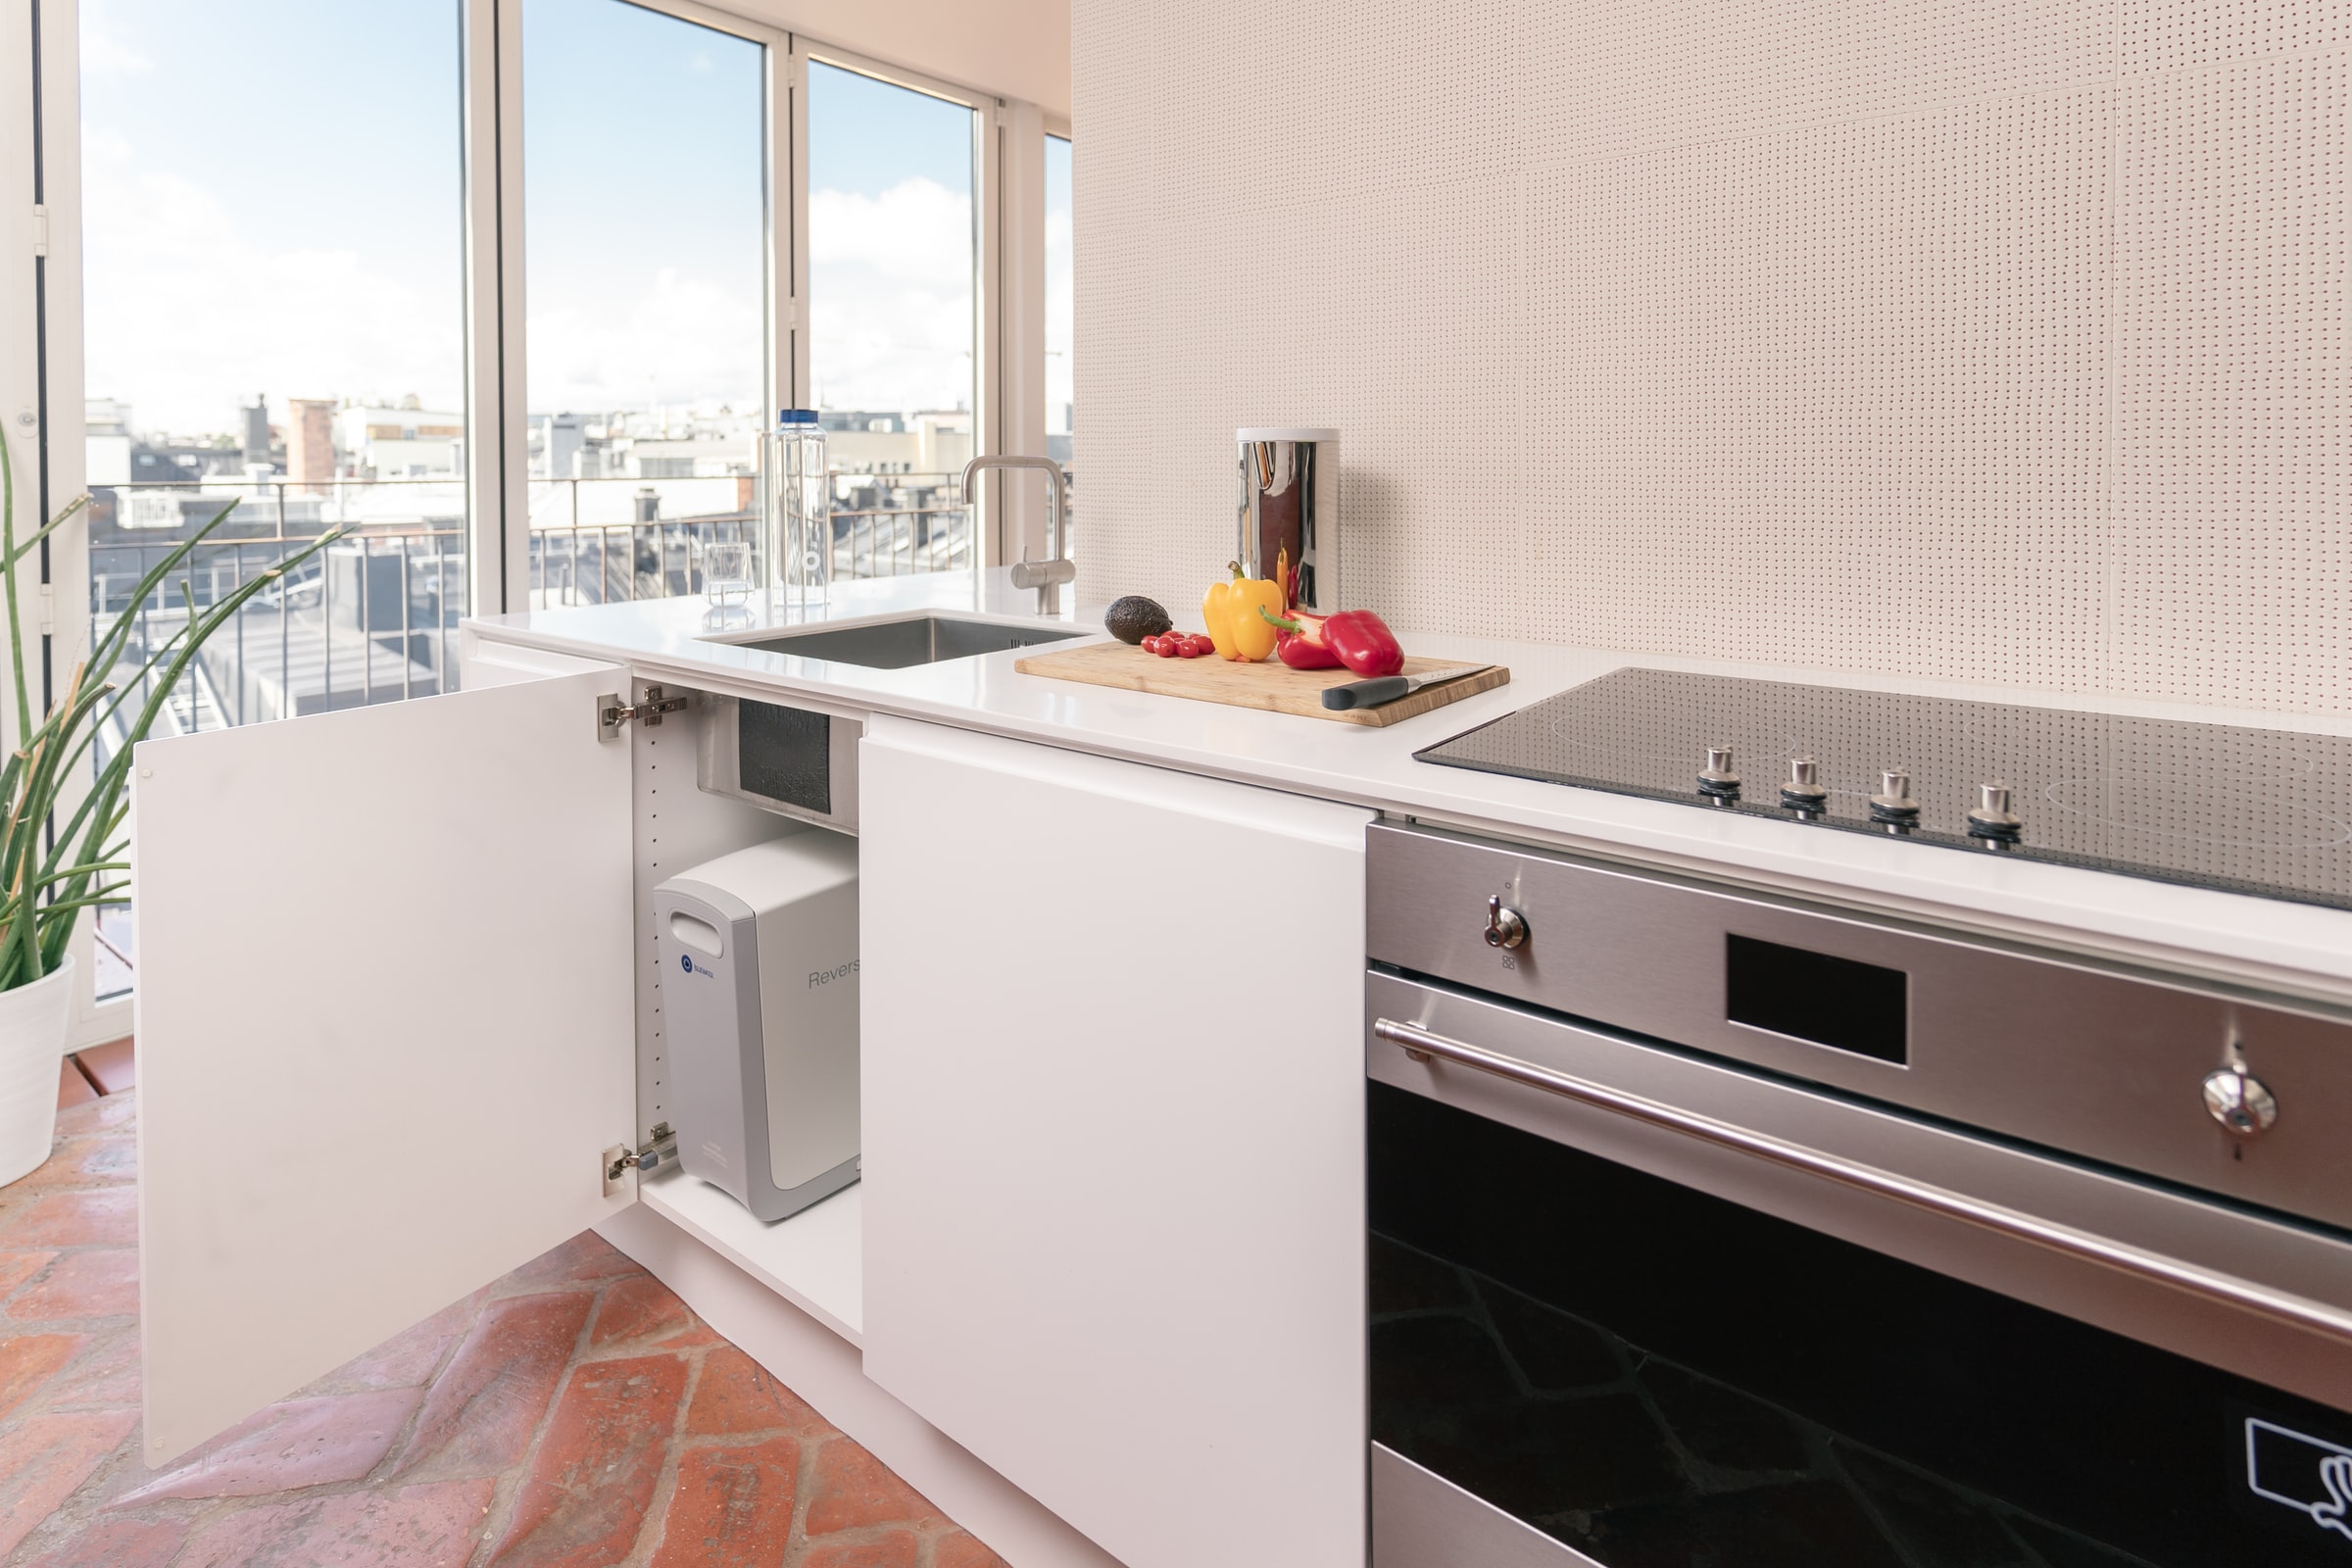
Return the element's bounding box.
[859,716,1371,1568]
[133,670,639,1465]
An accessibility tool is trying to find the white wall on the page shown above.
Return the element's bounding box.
[1072,0,2349,714]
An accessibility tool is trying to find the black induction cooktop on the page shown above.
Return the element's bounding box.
[1414,667,2352,911]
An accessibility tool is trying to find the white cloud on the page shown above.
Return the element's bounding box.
[79,137,465,436]
[808,179,975,412]
[526,266,763,413]
[79,26,152,76]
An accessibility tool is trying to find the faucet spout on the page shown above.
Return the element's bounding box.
[960,454,1074,613]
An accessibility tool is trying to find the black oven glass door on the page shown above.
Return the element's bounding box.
[1371,1081,2352,1568]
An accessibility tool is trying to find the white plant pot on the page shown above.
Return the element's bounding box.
[0,955,78,1188]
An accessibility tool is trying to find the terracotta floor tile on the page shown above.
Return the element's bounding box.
[589,1275,721,1353]
[0,1410,141,1559]
[501,1232,644,1293]
[73,1040,134,1097]
[319,1289,484,1394]
[0,1248,58,1301]
[53,1058,97,1110]
[933,1531,1015,1568]
[486,1352,690,1568]
[49,1091,135,1138]
[8,1135,137,1195]
[173,1477,495,1568]
[0,1189,135,1250]
[13,1515,191,1568]
[390,1291,594,1482]
[115,1387,425,1503]
[805,1439,941,1537]
[686,1346,833,1439]
[0,1333,89,1422]
[798,1530,919,1568]
[9,1249,138,1321]
[35,1328,140,1412]
[649,1434,802,1568]
[3,1092,974,1568]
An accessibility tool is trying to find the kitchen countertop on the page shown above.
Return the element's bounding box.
[469,569,2352,1004]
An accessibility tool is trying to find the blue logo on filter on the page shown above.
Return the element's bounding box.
[680,954,694,974]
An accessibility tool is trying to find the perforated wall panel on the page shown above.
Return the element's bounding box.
[1073,0,2352,712]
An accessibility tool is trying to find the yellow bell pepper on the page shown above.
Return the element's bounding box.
[1202,564,1284,662]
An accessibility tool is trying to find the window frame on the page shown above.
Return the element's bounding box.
[19,0,1060,1040]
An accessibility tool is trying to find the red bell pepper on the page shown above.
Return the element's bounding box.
[1259,607,1405,677]
[1272,628,1343,669]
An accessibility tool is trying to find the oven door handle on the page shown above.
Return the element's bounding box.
[1373,1016,2352,1348]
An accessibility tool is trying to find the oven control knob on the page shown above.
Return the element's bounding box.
[2201,1067,2278,1140]
[1485,896,1528,951]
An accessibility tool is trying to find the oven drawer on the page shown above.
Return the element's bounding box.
[1367,820,2352,1231]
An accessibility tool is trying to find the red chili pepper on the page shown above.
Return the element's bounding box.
[1259,607,1404,677]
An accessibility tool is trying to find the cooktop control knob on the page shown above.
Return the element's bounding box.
[1781,756,1829,812]
[1485,895,1528,951]
[1697,746,1741,802]
[1869,768,1921,827]
[2201,1066,2278,1140]
[1966,781,2024,846]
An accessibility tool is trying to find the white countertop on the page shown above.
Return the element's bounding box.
[470,569,2352,1004]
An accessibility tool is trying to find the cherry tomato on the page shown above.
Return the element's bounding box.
[1187,635,1217,657]
[1141,635,1162,656]
[1176,637,1203,658]
[1155,636,1182,658]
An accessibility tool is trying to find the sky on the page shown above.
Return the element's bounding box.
[79,0,1041,438]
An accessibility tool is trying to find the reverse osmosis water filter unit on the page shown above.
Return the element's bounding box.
[653,831,860,1222]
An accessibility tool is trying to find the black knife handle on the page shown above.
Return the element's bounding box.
[1323,675,1411,710]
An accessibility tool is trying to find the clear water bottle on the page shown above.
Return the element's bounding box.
[761,408,829,609]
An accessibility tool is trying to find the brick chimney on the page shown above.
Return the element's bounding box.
[287,398,337,494]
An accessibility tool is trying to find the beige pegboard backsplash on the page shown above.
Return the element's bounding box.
[1071,0,2349,713]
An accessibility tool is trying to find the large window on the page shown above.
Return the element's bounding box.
[78,0,471,999]
[79,0,470,723]
[807,60,979,577]
[49,3,1055,1013]
[1045,132,1073,466]
[522,0,769,607]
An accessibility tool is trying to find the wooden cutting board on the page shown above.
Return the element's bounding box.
[1014,640,1510,726]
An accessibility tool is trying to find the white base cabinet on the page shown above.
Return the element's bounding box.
[130,656,1375,1568]
[859,716,1371,1568]
[133,667,641,1464]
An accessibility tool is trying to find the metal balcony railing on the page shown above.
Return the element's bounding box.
[87,470,1042,736]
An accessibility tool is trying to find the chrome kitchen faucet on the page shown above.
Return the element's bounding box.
[961,455,1075,615]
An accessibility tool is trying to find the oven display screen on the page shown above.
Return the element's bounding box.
[1726,934,1907,1063]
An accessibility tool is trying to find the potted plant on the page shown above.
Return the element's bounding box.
[0,434,339,1185]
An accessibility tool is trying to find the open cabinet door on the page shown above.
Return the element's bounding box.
[132,670,639,1465]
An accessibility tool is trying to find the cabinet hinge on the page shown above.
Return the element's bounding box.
[603,1122,676,1197]
[597,685,687,738]
[29,206,47,258]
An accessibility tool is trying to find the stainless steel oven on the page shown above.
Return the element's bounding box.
[1366,820,2352,1568]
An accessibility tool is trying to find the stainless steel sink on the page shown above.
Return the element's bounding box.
[724,612,1085,670]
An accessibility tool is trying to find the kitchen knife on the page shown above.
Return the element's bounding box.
[1321,663,1492,711]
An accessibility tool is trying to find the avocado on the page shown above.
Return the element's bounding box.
[1103,595,1174,645]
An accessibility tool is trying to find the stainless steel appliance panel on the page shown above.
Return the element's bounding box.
[1367,820,2352,1231]
[1367,970,2352,1409]
[1236,427,1340,612]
